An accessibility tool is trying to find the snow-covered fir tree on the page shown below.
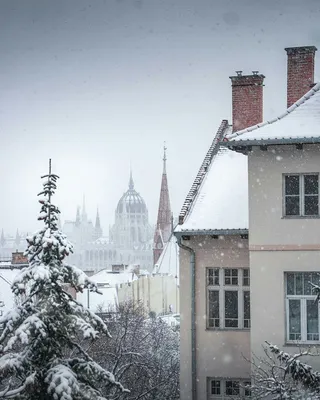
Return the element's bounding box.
[0,161,127,399]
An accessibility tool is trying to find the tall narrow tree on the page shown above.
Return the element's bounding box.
[0,161,127,399]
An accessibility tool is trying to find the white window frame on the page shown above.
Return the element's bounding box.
[207,378,251,399]
[206,268,250,330]
[283,173,319,217]
[285,272,320,344]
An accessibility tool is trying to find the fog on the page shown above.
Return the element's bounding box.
[1,0,319,234]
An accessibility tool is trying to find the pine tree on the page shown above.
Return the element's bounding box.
[0,161,127,399]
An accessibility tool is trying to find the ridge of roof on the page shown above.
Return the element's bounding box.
[178,119,230,225]
[225,81,320,142]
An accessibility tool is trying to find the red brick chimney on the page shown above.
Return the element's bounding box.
[230,71,265,132]
[285,46,317,108]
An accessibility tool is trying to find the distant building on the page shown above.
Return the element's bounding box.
[153,146,172,265]
[63,172,154,272]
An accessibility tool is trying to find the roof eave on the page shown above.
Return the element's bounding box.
[223,137,320,148]
[174,228,248,238]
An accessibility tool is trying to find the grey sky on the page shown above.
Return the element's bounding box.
[1,0,320,235]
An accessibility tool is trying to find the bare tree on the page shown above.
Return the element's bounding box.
[85,301,179,400]
[245,342,320,400]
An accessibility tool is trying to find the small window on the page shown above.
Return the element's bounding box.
[284,174,319,217]
[285,272,320,343]
[224,269,238,285]
[210,380,221,395]
[207,268,219,286]
[225,380,240,396]
[243,269,250,286]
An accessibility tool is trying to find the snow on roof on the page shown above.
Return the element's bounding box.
[0,268,22,315]
[153,234,179,283]
[76,287,118,313]
[90,269,138,287]
[226,82,320,144]
[175,147,248,232]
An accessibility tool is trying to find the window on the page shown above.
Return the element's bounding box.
[284,174,319,216]
[285,272,320,342]
[207,268,250,329]
[208,379,251,399]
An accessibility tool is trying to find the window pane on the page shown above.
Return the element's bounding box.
[304,272,313,295]
[304,175,318,195]
[243,269,250,286]
[295,273,303,295]
[225,291,238,328]
[208,291,219,328]
[244,291,250,328]
[312,272,320,287]
[226,381,240,396]
[285,175,300,195]
[210,380,221,395]
[289,299,301,340]
[307,300,319,341]
[243,381,251,397]
[207,269,214,286]
[224,269,231,285]
[287,273,294,295]
[304,195,318,216]
[285,196,300,216]
[214,269,219,285]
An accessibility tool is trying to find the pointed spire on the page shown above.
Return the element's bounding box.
[95,208,101,229]
[93,207,103,240]
[0,229,5,247]
[153,145,172,265]
[129,169,134,190]
[163,142,167,175]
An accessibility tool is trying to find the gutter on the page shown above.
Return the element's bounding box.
[222,137,320,148]
[176,236,197,400]
[175,229,248,237]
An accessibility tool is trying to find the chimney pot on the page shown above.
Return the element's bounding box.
[236,70,242,77]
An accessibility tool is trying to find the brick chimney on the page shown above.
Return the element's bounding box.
[285,46,317,108]
[230,71,265,132]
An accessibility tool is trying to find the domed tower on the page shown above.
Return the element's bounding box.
[112,171,152,250]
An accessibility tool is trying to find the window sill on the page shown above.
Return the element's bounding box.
[284,342,320,347]
[206,328,250,332]
[282,215,320,219]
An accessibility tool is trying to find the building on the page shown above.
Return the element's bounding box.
[0,252,28,316]
[153,146,173,265]
[0,230,27,260]
[63,172,154,272]
[175,46,320,400]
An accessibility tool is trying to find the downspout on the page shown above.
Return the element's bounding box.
[177,236,197,400]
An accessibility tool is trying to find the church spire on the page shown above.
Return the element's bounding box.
[153,144,172,265]
[129,169,134,190]
[93,207,103,240]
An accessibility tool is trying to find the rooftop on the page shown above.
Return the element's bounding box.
[175,121,248,234]
[225,82,320,146]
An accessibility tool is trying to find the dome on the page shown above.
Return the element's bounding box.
[116,172,147,214]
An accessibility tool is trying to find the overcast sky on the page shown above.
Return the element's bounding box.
[1,0,320,235]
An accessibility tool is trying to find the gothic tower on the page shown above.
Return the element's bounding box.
[94,208,103,240]
[153,145,172,265]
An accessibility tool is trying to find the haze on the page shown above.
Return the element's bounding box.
[1,0,319,234]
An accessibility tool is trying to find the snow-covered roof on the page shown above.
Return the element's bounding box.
[76,287,118,313]
[176,147,248,233]
[89,269,138,287]
[226,82,320,145]
[153,234,179,283]
[0,268,22,314]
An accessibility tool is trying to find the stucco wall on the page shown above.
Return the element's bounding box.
[179,235,250,400]
[248,144,320,246]
[248,144,320,370]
